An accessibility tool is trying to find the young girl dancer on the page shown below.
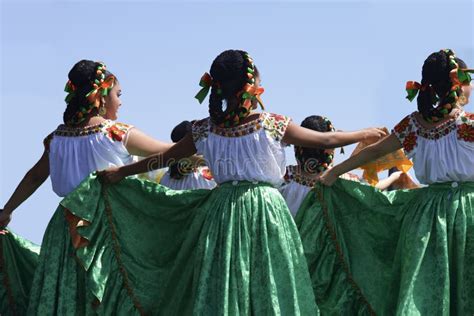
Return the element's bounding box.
[91,50,386,314]
[298,49,473,315]
[0,60,172,315]
[159,121,216,190]
[279,115,337,217]
[280,116,414,217]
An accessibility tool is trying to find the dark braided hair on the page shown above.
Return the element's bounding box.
[295,116,335,174]
[169,120,193,179]
[417,51,467,121]
[208,50,259,125]
[63,60,115,126]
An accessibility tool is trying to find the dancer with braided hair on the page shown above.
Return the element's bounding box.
[83,49,387,314]
[280,116,413,217]
[295,49,474,315]
[279,115,338,217]
[0,60,172,315]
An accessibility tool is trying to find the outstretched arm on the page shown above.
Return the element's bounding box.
[374,171,403,190]
[320,133,403,186]
[125,128,173,157]
[0,151,50,227]
[282,122,387,149]
[99,133,197,184]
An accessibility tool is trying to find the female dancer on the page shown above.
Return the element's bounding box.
[0,60,172,315]
[279,115,337,217]
[280,116,414,217]
[298,49,473,314]
[93,50,386,314]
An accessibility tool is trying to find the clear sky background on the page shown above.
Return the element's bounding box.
[1,0,473,243]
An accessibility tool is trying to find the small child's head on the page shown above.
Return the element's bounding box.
[64,60,119,126]
[295,115,335,174]
[412,49,471,122]
[195,50,264,127]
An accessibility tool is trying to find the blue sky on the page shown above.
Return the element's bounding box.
[1,0,473,243]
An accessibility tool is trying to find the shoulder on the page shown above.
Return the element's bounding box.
[191,117,210,143]
[102,121,134,142]
[43,132,56,153]
[393,112,416,134]
[262,112,292,142]
[457,111,474,142]
[391,112,418,154]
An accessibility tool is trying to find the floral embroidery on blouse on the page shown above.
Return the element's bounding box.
[51,120,132,143]
[262,113,292,142]
[191,113,291,144]
[457,112,474,142]
[392,114,417,153]
[210,116,263,138]
[201,167,214,181]
[54,120,112,137]
[392,112,467,153]
[411,114,457,140]
[192,118,210,143]
[105,123,132,142]
[394,116,411,134]
[403,132,418,152]
[284,165,318,187]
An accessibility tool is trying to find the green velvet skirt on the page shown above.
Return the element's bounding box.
[4,175,318,315]
[296,179,474,316]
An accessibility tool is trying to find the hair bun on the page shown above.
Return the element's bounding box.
[68,59,98,87]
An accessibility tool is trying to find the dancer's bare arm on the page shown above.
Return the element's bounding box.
[0,151,50,227]
[320,134,402,186]
[125,128,173,156]
[283,122,388,149]
[99,133,196,184]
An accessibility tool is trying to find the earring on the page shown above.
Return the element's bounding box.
[99,106,107,116]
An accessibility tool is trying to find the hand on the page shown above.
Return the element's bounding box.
[97,167,126,184]
[364,127,389,143]
[0,209,12,229]
[391,172,418,190]
[319,168,339,186]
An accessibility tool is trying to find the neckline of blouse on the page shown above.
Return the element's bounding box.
[57,120,112,132]
[411,111,463,132]
[209,113,265,131]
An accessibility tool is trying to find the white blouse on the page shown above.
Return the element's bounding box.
[160,166,217,190]
[45,120,134,196]
[192,112,291,187]
[392,111,474,184]
[279,165,317,217]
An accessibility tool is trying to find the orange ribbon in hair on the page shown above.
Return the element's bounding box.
[239,83,265,110]
[86,75,116,106]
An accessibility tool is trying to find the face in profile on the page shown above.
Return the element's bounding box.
[461,82,472,105]
[102,82,122,120]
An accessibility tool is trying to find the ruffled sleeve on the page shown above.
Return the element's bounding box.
[456,112,474,146]
[391,113,417,157]
[191,118,210,154]
[262,113,292,143]
[103,122,134,145]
